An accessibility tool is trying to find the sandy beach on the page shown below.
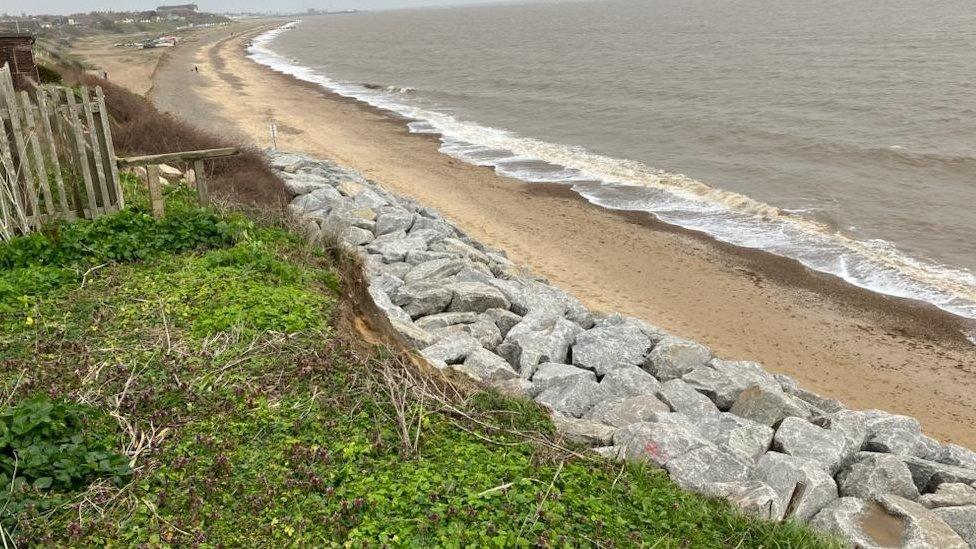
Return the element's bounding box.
[97,22,976,446]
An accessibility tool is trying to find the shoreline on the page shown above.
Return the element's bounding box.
[126,22,976,446]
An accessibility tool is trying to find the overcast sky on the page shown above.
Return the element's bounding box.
[13,0,530,16]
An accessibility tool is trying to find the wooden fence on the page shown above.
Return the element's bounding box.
[0,62,122,241]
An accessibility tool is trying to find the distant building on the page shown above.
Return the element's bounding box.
[0,33,38,91]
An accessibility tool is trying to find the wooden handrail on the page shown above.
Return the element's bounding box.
[116,147,238,167]
[117,147,240,217]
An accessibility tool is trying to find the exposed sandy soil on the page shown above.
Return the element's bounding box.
[70,35,169,97]
[88,22,976,447]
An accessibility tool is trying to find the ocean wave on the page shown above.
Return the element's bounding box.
[249,21,976,327]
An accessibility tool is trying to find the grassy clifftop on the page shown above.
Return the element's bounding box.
[0,182,837,546]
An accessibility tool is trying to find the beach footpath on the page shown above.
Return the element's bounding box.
[275,149,976,547]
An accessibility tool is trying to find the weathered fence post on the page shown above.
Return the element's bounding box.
[146,165,164,219]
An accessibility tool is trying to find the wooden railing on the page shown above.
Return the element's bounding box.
[116,147,239,219]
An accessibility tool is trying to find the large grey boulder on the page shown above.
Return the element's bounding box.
[481,308,522,338]
[404,250,458,266]
[414,311,478,331]
[353,187,391,210]
[457,348,518,382]
[404,258,469,283]
[535,377,609,418]
[862,412,937,458]
[599,366,663,398]
[773,417,849,472]
[932,506,976,548]
[447,282,511,314]
[877,494,968,549]
[531,363,597,395]
[387,316,438,348]
[571,323,652,376]
[366,231,434,263]
[656,379,720,418]
[375,208,415,236]
[775,374,845,414]
[292,185,343,213]
[370,273,404,296]
[815,409,871,458]
[695,412,774,462]
[339,226,375,247]
[752,452,838,522]
[919,483,976,509]
[666,444,752,491]
[695,481,783,519]
[938,444,976,470]
[683,359,780,410]
[433,318,503,352]
[429,237,488,263]
[643,337,711,381]
[728,384,809,428]
[497,314,583,378]
[836,452,920,500]
[810,498,907,549]
[497,279,593,328]
[392,282,454,319]
[896,455,976,493]
[586,395,670,429]
[612,417,709,467]
[551,414,616,446]
[420,335,481,365]
[367,284,413,325]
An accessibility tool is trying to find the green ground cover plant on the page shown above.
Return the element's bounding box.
[0,191,838,547]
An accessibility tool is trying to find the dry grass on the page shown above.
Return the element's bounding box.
[61,70,291,209]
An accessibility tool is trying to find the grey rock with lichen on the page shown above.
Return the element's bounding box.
[586,395,671,429]
[392,282,454,319]
[695,412,774,462]
[836,452,920,500]
[773,417,849,472]
[752,452,838,522]
[497,313,582,378]
[531,363,596,395]
[571,322,652,376]
[656,379,720,417]
[919,483,976,509]
[729,384,809,428]
[932,506,976,548]
[535,377,609,418]
[599,366,663,398]
[643,337,711,381]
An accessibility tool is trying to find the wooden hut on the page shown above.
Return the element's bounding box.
[0,33,39,91]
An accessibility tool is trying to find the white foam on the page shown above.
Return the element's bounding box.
[249,22,976,326]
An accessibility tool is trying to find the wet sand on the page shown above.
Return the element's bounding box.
[102,22,976,447]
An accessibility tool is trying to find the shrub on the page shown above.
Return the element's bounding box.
[62,71,290,209]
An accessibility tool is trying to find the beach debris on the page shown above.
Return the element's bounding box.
[273,149,976,548]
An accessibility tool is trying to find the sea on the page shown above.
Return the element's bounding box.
[247,0,976,331]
